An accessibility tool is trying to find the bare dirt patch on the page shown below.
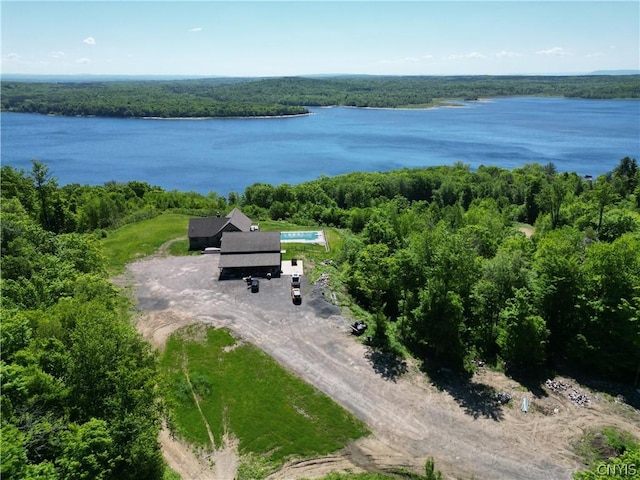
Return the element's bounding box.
[120,254,640,480]
[160,427,216,480]
[519,226,534,237]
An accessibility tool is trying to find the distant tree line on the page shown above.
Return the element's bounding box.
[2,75,639,118]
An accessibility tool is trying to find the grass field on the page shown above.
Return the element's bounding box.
[160,325,368,464]
[100,213,191,272]
[100,214,345,272]
[259,220,344,263]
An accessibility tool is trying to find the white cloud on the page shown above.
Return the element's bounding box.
[189,27,203,32]
[536,47,568,56]
[6,52,21,60]
[83,37,96,45]
[76,57,91,64]
[496,50,522,58]
[585,52,604,58]
[51,51,65,59]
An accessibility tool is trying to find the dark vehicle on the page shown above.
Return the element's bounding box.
[350,321,368,336]
[250,279,259,293]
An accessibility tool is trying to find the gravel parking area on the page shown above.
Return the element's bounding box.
[122,253,630,480]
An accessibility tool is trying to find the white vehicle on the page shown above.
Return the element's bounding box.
[291,287,302,304]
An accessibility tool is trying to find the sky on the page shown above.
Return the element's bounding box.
[1,1,639,77]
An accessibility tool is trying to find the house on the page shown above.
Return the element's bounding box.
[187,208,253,251]
[219,231,281,279]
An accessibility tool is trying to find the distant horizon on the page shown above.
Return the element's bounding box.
[3,70,640,82]
[2,1,638,77]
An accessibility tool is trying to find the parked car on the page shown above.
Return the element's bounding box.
[251,279,259,293]
[291,287,301,304]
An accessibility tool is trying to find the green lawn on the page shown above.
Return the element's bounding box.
[259,220,345,263]
[101,214,344,272]
[100,213,191,272]
[160,325,368,464]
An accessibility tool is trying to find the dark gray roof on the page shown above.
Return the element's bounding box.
[227,208,252,232]
[188,217,228,238]
[219,252,281,269]
[220,231,281,254]
[188,208,252,239]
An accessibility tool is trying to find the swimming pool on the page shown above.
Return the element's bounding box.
[280,230,325,244]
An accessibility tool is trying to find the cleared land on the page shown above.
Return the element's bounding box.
[118,253,640,480]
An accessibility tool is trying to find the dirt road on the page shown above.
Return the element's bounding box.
[122,254,640,480]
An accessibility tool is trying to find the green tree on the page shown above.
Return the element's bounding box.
[400,224,480,367]
[0,165,37,215]
[411,286,466,367]
[612,156,638,197]
[242,183,275,209]
[598,209,639,242]
[0,424,28,480]
[533,227,584,358]
[579,234,640,379]
[57,419,116,480]
[497,289,549,367]
[29,160,57,231]
[590,175,618,234]
[346,243,392,311]
[536,175,567,229]
[470,236,533,357]
[361,217,399,250]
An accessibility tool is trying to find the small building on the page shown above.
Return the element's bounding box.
[219,231,281,278]
[187,208,253,251]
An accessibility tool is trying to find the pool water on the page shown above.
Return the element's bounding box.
[280,231,320,241]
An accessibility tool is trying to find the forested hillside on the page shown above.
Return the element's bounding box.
[2,157,639,477]
[2,74,639,118]
[1,166,166,478]
[238,158,640,382]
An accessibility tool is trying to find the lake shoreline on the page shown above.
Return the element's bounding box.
[5,95,638,120]
[2,97,637,196]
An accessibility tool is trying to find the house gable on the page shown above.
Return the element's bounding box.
[226,207,253,232]
[187,208,253,250]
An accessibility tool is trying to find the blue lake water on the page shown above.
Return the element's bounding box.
[2,97,639,196]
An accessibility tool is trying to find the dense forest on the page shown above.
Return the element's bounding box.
[2,157,639,477]
[2,74,639,118]
[1,163,167,478]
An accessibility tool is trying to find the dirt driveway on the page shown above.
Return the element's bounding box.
[121,253,640,480]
